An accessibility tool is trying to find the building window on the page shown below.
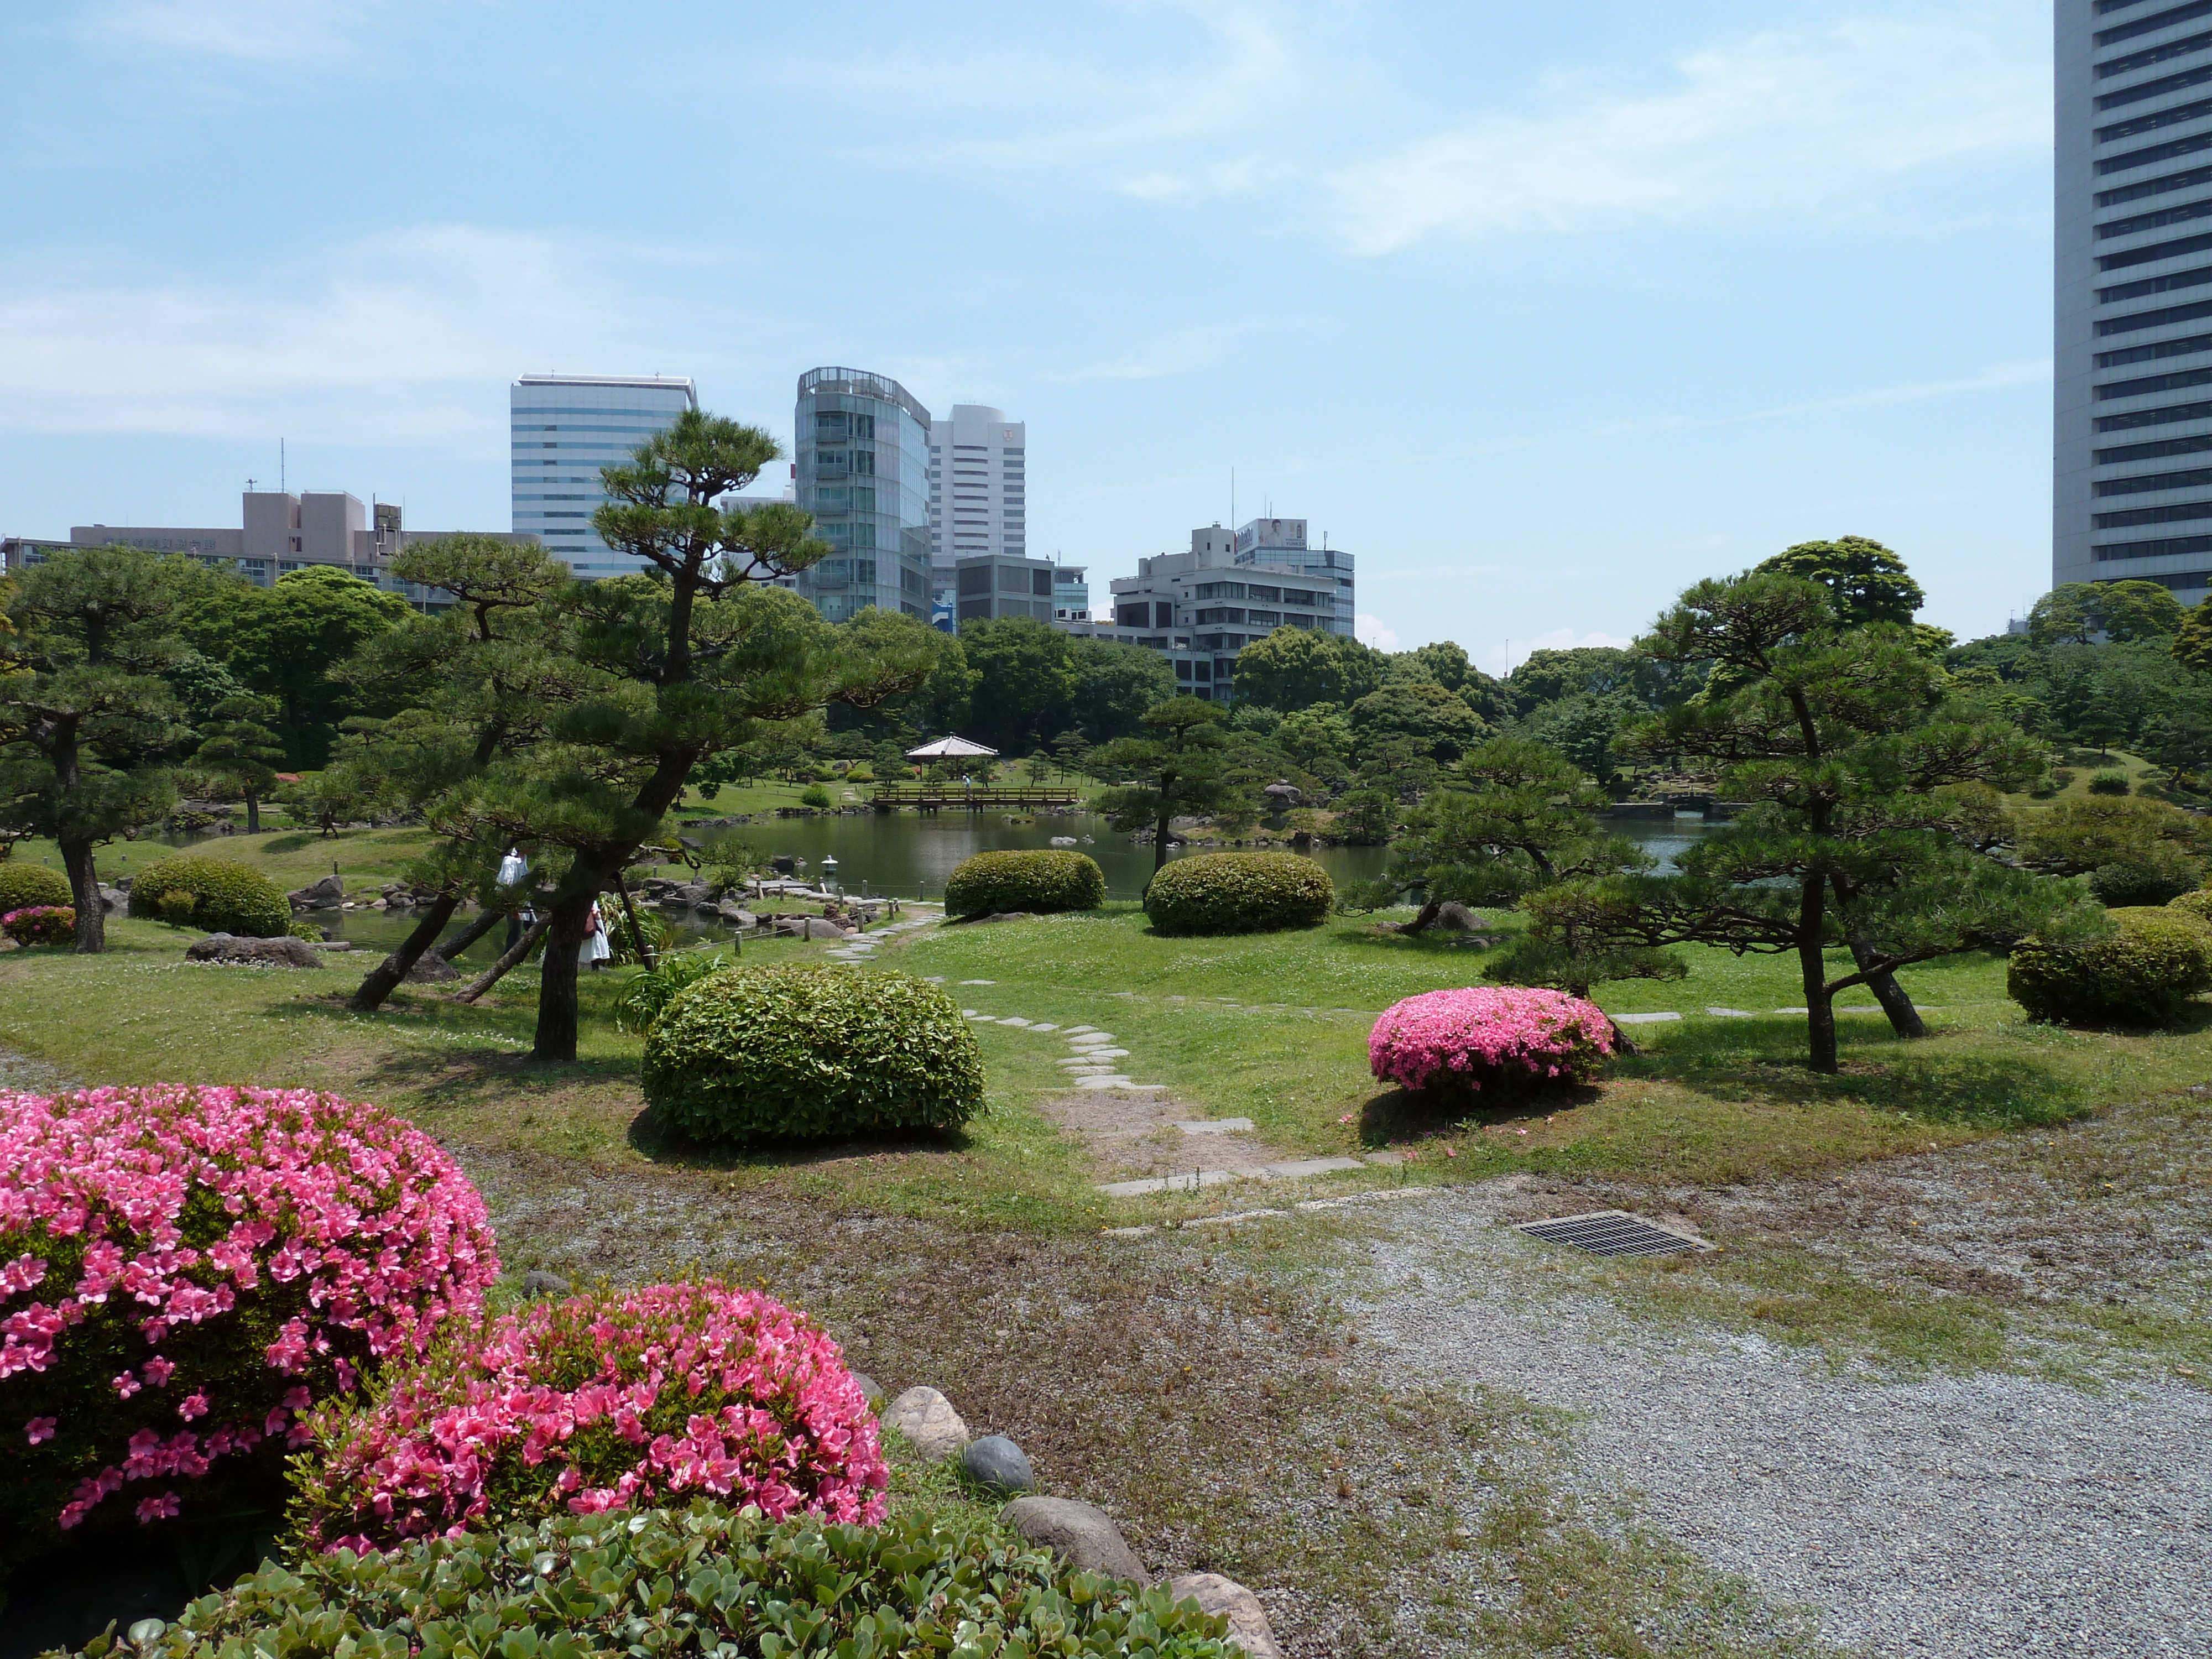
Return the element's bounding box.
[2095,499,2212,528]
[2095,463,2212,493]
[2095,397,2212,431]
[2098,329,2212,367]
[958,565,992,596]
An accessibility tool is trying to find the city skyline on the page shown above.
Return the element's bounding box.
[2,2,2056,668]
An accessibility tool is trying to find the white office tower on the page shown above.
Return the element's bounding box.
[2056,2,2212,604]
[927,405,1025,603]
[511,374,697,575]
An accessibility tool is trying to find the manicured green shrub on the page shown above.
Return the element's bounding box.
[2169,888,2212,927]
[801,782,835,808]
[2008,905,2212,1026]
[2088,771,2131,796]
[79,1505,1238,1659]
[1144,850,1334,936]
[128,855,290,937]
[642,966,984,1145]
[2086,844,2202,907]
[287,919,326,941]
[943,848,1107,917]
[0,862,72,914]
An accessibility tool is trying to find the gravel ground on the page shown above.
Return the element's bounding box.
[1347,1181,2212,1658]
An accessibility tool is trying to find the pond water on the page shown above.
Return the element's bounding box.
[301,808,1722,958]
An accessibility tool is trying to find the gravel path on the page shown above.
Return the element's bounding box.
[1348,1183,2212,1658]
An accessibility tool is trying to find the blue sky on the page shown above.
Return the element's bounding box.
[0,0,2052,669]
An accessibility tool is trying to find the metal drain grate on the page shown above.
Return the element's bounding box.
[1515,1210,1713,1256]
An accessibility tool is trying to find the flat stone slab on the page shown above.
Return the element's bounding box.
[1062,1025,1099,1035]
[1099,1170,1241,1197]
[960,979,995,985]
[1070,1047,1129,1060]
[1071,1076,1167,1092]
[1067,1032,1117,1045]
[1027,1023,1059,1032]
[1176,1118,1255,1135]
[999,1017,1032,1026]
[1705,1006,1755,1018]
[1614,1011,1683,1025]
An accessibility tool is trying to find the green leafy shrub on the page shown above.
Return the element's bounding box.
[643,966,984,1145]
[2008,906,2212,1026]
[2088,771,2131,796]
[801,782,835,809]
[1144,850,1334,936]
[2169,888,2212,927]
[0,863,72,914]
[603,902,672,967]
[79,1504,1237,1659]
[613,950,731,1033]
[128,855,290,937]
[287,919,326,941]
[2086,844,2203,907]
[943,849,1107,917]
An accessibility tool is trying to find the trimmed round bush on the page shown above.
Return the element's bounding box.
[3,906,75,947]
[1144,850,1334,936]
[293,1281,888,1550]
[93,1504,1239,1659]
[0,863,72,915]
[943,848,1106,917]
[0,1086,498,1572]
[1370,986,1615,1098]
[127,854,290,937]
[642,966,984,1145]
[2170,888,2212,927]
[2088,771,2131,796]
[2008,906,2212,1026]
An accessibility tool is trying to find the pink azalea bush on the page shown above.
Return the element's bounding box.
[0,1086,498,1569]
[2,906,74,947]
[294,1281,889,1552]
[1369,987,1615,1098]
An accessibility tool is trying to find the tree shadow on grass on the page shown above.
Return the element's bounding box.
[1354,1079,1600,1146]
[625,1100,979,1172]
[1614,1017,2090,1128]
[254,833,324,855]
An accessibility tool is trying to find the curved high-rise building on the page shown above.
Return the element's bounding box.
[792,367,933,622]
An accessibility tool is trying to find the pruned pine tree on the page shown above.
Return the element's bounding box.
[431,411,933,1061]
[1552,572,2093,1073]
[336,535,576,1011]
[0,546,206,951]
[189,693,285,831]
[1094,697,1243,873]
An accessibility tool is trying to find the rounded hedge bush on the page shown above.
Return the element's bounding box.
[1370,986,1615,1099]
[0,1086,498,1574]
[2008,906,2212,1026]
[943,848,1106,917]
[3,905,75,947]
[641,966,984,1145]
[91,1505,1239,1659]
[294,1280,888,1550]
[2168,888,2212,927]
[1144,850,1334,936]
[127,855,290,937]
[0,863,72,915]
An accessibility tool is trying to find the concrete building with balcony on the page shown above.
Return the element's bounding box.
[1050,522,1348,699]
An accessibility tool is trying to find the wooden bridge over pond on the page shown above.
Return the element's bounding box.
[870,784,1081,813]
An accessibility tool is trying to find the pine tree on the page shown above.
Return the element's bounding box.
[1094,697,1247,873]
[190,693,285,831]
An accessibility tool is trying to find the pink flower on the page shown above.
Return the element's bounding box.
[25,1416,56,1444]
[1369,988,1614,1098]
[113,1371,141,1399]
[178,1393,209,1422]
[142,1355,175,1386]
[134,1492,180,1524]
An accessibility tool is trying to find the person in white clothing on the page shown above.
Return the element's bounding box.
[580,900,613,969]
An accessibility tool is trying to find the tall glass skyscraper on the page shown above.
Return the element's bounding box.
[511,374,697,574]
[2056,2,2212,606]
[792,367,932,622]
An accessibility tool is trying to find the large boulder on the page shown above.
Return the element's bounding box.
[777,916,851,940]
[289,874,347,910]
[185,933,325,969]
[1165,1574,1282,1658]
[881,1386,968,1462]
[718,902,757,927]
[999,1496,1145,1582]
[959,1435,1035,1494]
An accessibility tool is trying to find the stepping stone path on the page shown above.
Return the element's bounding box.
[823,907,943,963]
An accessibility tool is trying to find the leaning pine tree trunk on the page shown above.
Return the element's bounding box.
[61,837,106,955]
[530,891,594,1060]
[431,903,507,963]
[1848,932,1927,1040]
[349,891,461,1013]
[453,914,551,1004]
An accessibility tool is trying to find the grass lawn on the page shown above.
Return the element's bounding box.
[4,896,2208,1653]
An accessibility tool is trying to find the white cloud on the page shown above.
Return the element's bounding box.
[1355,614,1400,651]
[83,0,392,65]
[0,226,625,442]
